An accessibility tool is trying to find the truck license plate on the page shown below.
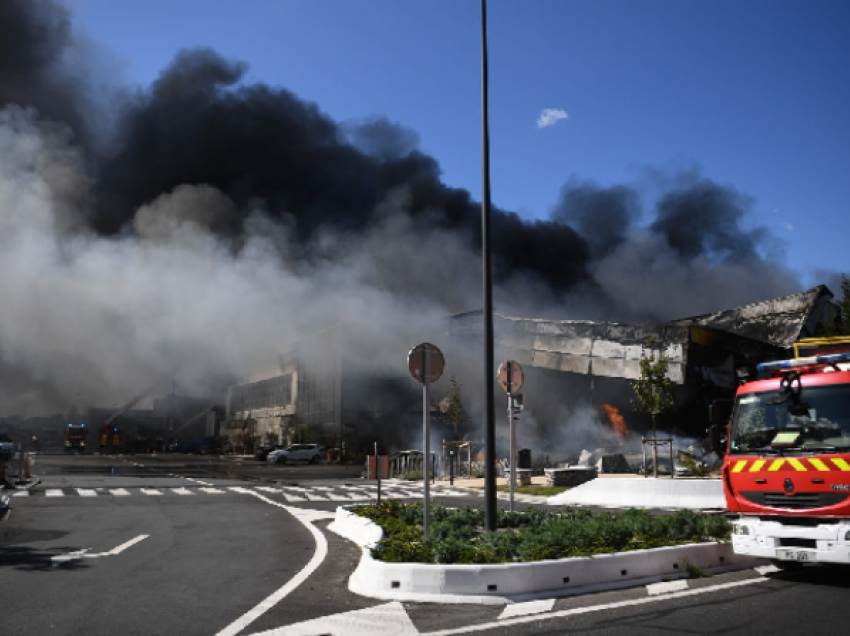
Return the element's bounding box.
[775,549,817,563]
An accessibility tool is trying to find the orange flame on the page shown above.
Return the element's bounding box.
[601,404,628,442]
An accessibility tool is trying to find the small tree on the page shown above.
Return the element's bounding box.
[630,338,677,477]
[827,274,850,336]
[440,376,470,441]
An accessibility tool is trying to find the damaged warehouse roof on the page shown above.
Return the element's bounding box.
[448,285,837,386]
[668,285,836,349]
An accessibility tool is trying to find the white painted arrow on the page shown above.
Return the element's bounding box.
[51,534,149,566]
[248,602,419,636]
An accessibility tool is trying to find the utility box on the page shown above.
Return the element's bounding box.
[517,448,532,469]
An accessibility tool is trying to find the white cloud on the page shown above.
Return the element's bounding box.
[782,222,794,231]
[537,108,568,129]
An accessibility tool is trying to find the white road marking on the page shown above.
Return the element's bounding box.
[183,477,212,486]
[12,491,29,497]
[107,534,149,555]
[109,489,131,496]
[229,487,254,494]
[755,564,781,575]
[255,487,280,494]
[250,601,418,636]
[215,496,329,636]
[76,488,98,497]
[141,488,163,496]
[280,490,307,502]
[200,487,225,494]
[45,489,64,497]
[424,577,769,636]
[647,580,689,596]
[51,534,149,566]
[498,599,556,620]
[337,492,369,500]
[171,488,194,495]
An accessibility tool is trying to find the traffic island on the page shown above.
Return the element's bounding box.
[328,505,764,604]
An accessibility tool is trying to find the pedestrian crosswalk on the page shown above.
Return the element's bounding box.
[10,483,473,502]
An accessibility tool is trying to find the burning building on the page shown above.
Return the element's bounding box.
[224,323,420,456]
[447,285,837,451]
[224,285,837,458]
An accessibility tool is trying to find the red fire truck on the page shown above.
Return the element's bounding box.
[721,337,850,566]
[65,423,88,452]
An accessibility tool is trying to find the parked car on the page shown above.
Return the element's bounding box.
[255,445,284,461]
[268,444,323,464]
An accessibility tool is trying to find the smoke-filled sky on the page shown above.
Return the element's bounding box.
[0,0,846,414]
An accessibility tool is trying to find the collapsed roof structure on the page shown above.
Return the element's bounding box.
[450,285,837,388]
[446,286,838,444]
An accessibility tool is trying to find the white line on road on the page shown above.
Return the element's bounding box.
[215,494,329,636]
[140,488,163,496]
[253,601,418,636]
[45,489,64,497]
[498,599,556,620]
[647,580,689,596]
[76,488,98,497]
[423,577,768,636]
[109,489,131,496]
[171,488,194,495]
[51,534,149,566]
[106,534,149,555]
[183,477,212,486]
[199,487,225,494]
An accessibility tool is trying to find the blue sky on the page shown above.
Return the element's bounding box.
[71,0,849,287]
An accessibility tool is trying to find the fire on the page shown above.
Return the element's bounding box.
[601,404,628,442]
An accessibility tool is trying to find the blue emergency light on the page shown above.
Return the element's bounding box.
[757,351,850,373]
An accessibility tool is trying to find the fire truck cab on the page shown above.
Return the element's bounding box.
[722,339,850,567]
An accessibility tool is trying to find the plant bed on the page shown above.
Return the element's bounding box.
[351,500,730,565]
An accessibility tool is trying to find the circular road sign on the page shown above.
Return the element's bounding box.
[408,343,445,384]
[498,360,524,393]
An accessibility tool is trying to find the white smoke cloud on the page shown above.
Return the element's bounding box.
[537,108,568,129]
[0,106,462,414]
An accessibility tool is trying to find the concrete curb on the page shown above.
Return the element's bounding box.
[547,477,726,510]
[328,505,763,605]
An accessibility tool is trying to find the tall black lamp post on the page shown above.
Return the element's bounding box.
[480,0,497,532]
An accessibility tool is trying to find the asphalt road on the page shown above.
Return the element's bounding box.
[2,453,848,636]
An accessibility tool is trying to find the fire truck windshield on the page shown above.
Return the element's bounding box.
[730,383,850,454]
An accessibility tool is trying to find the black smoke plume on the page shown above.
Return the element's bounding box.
[0,0,810,414]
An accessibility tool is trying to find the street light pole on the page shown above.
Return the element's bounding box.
[480,0,497,532]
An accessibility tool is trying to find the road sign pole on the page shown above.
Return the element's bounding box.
[423,348,431,539]
[408,342,443,539]
[375,441,381,506]
[507,362,514,512]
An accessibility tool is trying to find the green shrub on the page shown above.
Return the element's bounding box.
[351,502,729,565]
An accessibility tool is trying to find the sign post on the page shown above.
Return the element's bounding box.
[498,360,524,512]
[408,343,445,539]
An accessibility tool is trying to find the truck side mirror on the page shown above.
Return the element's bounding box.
[708,399,732,454]
[709,399,732,426]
